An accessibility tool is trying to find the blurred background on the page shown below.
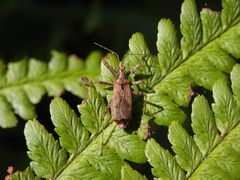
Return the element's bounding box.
[0,0,221,178]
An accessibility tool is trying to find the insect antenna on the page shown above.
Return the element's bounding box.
[94,42,120,61]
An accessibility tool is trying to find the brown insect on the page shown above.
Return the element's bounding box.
[111,61,133,128]
[97,45,145,129]
[83,43,145,129]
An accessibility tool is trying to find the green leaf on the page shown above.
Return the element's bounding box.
[203,46,235,73]
[218,23,240,58]
[0,95,17,128]
[191,95,219,155]
[231,64,240,106]
[11,167,37,180]
[201,8,221,43]
[4,88,35,120]
[128,32,150,55]
[154,67,192,106]
[78,85,111,134]
[24,119,67,178]
[50,97,89,154]
[146,94,186,126]
[81,143,125,179]
[121,164,147,180]
[190,124,240,179]
[212,79,240,134]
[57,159,109,180]
[48,50,68,74]
[43,79,64,96]
[67,54,84,71]
[58,143,124,180]
[23,84,46,104]
[180,0,202,58]
[27,58,48,79]
[6,59,28,83]
[101,53,119,83]
[126,33,161,89]
[186,52,227,90]
[221,0,240,29]
[63,79,88,99]
[146,139,185,180]
[104,124,147,163]
[157,19,181,74]
[168,121,202,172]
[85,50,102,77]
[0,50,102,128]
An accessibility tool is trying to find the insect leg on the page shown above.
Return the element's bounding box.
[131,80,143,85]
[81,76,90,86]
[95,80,113,86]
[129,63,142,75]
[131,80,148,94]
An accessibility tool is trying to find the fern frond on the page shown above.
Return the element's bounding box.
[21,83,146,179]
[11,0,240,179]
[0,51,102,128]
[124,0,240,130]
[145,139,185,179]
[11,167,36,180]
[231,64,240,106]
[24,119,67,178]
[146,63,240,179]
[121,165,147,180]
[50,97,89,154]
[180,0,202,58]
[191,96,219,155]
[212,79,240,134]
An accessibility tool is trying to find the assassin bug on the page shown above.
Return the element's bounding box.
[94,43,145,129]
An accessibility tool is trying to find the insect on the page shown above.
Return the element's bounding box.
[95,43,145,129]
[111,61,133,128]
[80,43,145,130]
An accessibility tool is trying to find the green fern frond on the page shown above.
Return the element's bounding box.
[50,97,89,154]
[25,119,68,178]
[121,165,147,180]
[11,0,240,179]
[0,51,102,128]
[125,0,240,131]
[21,86,146,179]
[11,167,36,180]
[146,63,240,179]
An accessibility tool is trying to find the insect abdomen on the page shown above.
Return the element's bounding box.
[111,82,132,129]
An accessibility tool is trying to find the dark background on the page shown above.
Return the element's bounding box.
[0,0,221,178]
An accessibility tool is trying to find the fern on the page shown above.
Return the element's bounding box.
[146,65,240,179]
[0,51,102,128]
[9,0,240,179]
[23,94,146,179]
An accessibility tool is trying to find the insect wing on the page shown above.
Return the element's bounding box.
[111,83,132,119]
[119,85,132,120]
[111,83,122,120]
